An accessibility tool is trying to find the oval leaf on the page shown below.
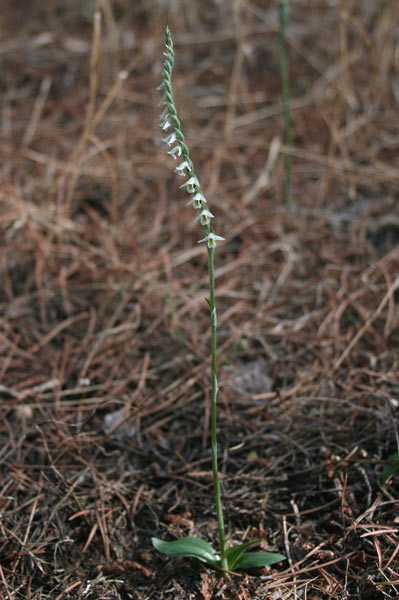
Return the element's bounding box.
[225,539,262,570]
[152,536,219,564]
[235,551,286,570]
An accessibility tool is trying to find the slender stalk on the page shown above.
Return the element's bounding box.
[207,246,228,572]
[278,0,293,208]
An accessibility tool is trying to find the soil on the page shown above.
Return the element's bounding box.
[1,1,399,599]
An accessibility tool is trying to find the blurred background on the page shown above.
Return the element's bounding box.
[1,0,398,391]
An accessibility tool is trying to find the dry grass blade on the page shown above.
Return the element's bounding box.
[332,272,399,372]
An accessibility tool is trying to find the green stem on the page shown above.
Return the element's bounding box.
[278,0,292,208]
[207,245,228,573]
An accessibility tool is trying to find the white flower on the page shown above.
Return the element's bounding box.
[198,233,225,248]
[162,132,177,146]
[161,117,172,131]
[159,107,169,121]
[175,161,191,176]
[168,145,182,159]
[194,209,214,225]
[187,192,207,208]
[180,176,199,192]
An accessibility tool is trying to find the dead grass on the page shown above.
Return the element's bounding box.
[1,1,399,598]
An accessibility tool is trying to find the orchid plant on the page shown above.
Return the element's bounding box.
[151,26,285,577]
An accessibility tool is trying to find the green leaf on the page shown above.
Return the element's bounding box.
[234,551,286,570]
[152,536,219,565]
[380,452,399,485]
[225,539,262,570]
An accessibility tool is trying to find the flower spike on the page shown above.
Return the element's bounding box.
[158,26,224,247]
